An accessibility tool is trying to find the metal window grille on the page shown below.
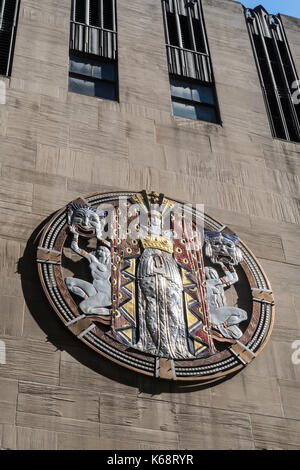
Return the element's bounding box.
[70,0,117,60]
[162,0,220,123]
[245,6,300,143]
[0,0,20,76]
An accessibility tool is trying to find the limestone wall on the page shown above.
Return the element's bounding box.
[0,0,299,449]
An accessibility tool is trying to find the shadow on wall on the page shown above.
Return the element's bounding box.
[18,216,238,395]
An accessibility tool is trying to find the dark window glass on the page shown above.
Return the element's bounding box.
[193,18,206,53]
[70,56,92,76]
[253,34,265,59]
[172,100,216,123]
[167,12,179,47]
[69,76,95,96]
[69,75,116,100]
[179,15,192,50]
[70,56,116,81]
[89,0,101,27]
[75,0,86,23]
[69,55,117,101]
[170,78,214,105]
[170,76,217,123]
[247,11,300,142]
[103,0,113,30]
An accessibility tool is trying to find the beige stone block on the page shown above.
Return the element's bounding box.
[12,56,68,98]
[0,208,42,242]
[14,21,69,69]
[163,145,214,177]
[282,236,300,266]
[32,183,77,216]
[69,127,128,158]
[1,424,16,450]
[16,411,99,438]
[205,205,252,231]
[0,137,36,170]
[210,373,283,417]
[0,176,33,213]
[251,414,300,450]
[6,104,69,148]
[0,378,18,425]
[60,350,139,398]
[0,238,21,274]
[98,108,155,143]
[155,124,210,154]
[57,433,104,450]
[210,133,266,165]
[2,165,66,190]
[40,96,99,131]
[176,404,254,450]
[278,379,300,420]
[100,394,178,432]
[0,336,60,385]
[36,144,73,176]
[66,179,120,197]
[0,107,7,136]
[18,382,100,422]
[0,276,23,298]
[229,226,285,263]
[99,423,178,450]
[0,295,24,337]
[137,375,212,409]
[91,154,130,189]
[22,303,47,341]
[128,165,160,193]
[258,258,300,293]
[16,427,57,450]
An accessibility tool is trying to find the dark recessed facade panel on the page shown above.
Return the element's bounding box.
[69,0,118,101]
[162,0,220,123]
[245,6,300,143]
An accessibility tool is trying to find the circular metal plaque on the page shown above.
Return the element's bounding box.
[37,190,274,382]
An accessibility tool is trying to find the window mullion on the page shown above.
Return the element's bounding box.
[174,0,184,49]
[162,0,170,45]
[112,0,116,33]
[99,0,103,29]
[85,0,90,25]
[186,3,197,52]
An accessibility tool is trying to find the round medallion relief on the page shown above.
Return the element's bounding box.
[37,190,274,382]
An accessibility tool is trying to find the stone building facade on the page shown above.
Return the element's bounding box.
[0,0,300,450]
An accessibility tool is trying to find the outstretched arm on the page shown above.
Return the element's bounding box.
[69,229,88,258]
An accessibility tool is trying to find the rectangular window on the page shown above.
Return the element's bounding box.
[69,0,118,101]
[162,0,220,124]
[0,0,20,76]
[245,6,300,143]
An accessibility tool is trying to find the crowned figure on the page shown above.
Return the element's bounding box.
[133,205,194,359]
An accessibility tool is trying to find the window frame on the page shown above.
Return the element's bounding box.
[169,73,219,123]
[69,0,119,101]
[69,51,118,101]
[245,7,300,143]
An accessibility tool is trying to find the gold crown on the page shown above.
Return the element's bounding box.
[141,235,173,254]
